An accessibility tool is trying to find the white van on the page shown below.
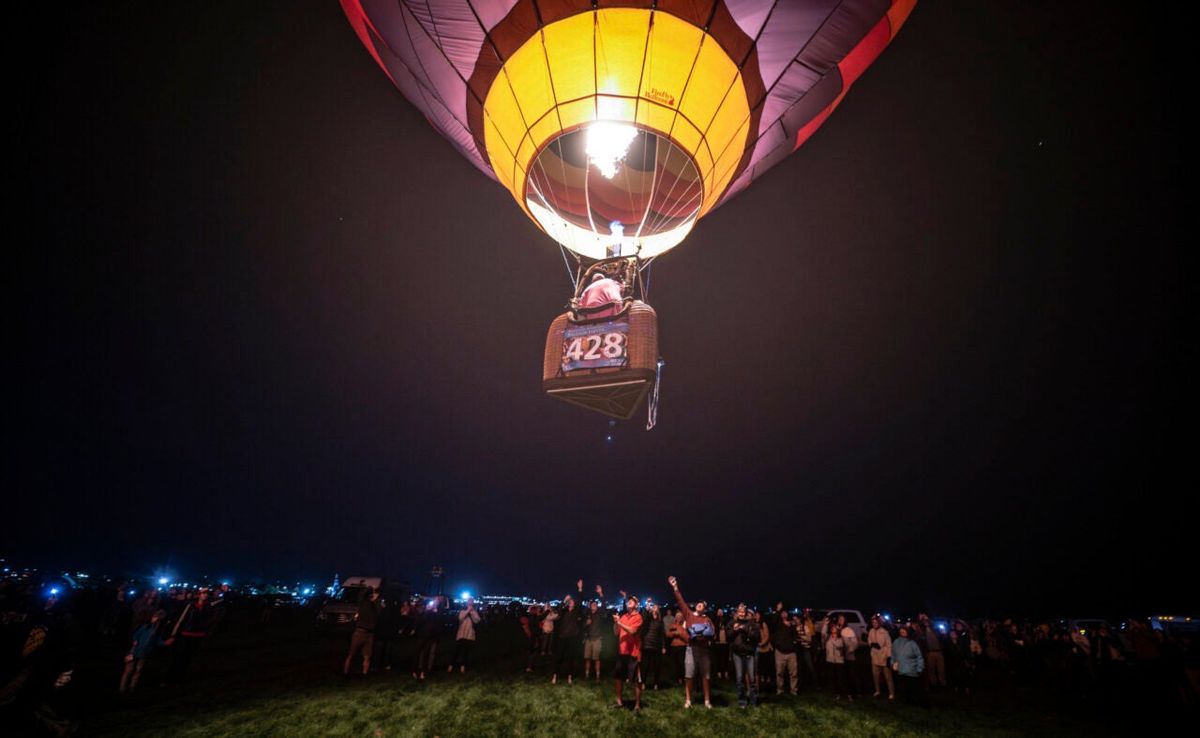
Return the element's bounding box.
[316,576,383,629]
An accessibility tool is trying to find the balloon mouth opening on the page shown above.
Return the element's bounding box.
[525,124,703,259]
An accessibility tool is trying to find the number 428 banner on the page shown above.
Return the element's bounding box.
[561,322,629,372]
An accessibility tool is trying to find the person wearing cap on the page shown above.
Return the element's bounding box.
[610,593,644,712]
[667,575,715,709]
[578,271,625,319]
[728,603,760,707]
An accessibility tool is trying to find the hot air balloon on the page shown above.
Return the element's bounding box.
[341,0,915,421]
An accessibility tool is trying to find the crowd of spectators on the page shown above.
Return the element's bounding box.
[337,576,1199,713]
[3,568,1198,732]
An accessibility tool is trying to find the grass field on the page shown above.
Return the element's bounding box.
[82,613,1151,737]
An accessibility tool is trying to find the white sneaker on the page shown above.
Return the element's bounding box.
[683,701,691,709]
[704,701,712,709]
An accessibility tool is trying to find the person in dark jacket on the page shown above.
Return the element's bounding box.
[376,596,403,672]
[344,588,381,675]
[711,608,730,680]
[728,603,761,707]
[582,588,608,682]
[772,610,799,695]
[412,595,446,680]
[946,621,975,694]
[1089,623,1124,699]
[552,583,587,684]
[166,589,216,684]
[641,602,667,689]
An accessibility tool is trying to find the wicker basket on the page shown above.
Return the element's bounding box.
[542,301,659,419]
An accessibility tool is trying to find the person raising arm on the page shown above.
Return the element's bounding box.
[667,576,715,709]
[610,592,645,713]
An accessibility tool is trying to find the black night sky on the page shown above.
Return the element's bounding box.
[10,2,1187,616]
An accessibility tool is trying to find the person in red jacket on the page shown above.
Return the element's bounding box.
[610,593,644,713]
[668,575,715,708]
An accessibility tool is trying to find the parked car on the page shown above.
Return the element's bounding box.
[316,576,408,630]
[811,609,869,643]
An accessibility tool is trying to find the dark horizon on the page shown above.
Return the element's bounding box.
[10,1,1188,617]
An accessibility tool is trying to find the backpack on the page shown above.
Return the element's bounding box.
[688,620,715,641]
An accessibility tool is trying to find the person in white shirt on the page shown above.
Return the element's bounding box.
[868,616,895,699]
[449,599,482,674]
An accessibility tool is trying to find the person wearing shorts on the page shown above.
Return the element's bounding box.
[582,583,607,681]
[584,631,603,667]
[344,588,380,675]
[610,595,644,712]
[669,575,715,708]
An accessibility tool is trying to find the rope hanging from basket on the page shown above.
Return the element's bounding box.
[646,356,664,431]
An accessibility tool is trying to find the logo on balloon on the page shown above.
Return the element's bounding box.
[645,87,676,107]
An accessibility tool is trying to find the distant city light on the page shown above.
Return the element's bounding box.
[460,590,471,600]
[158,577,169,585]
[49,587,59,596]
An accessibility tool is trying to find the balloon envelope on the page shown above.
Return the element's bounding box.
[342,0,915,258]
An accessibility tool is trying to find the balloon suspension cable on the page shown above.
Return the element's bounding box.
[646,356,664,431]
[558,243,580,293]
[641,258,654,301]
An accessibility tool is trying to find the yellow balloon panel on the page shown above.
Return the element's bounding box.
[481,7,752,253]
[557,97,598,133]
[542,14,596,103]
[639,16,704,119]
[705,115,750,212]
[594,10,651,97]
